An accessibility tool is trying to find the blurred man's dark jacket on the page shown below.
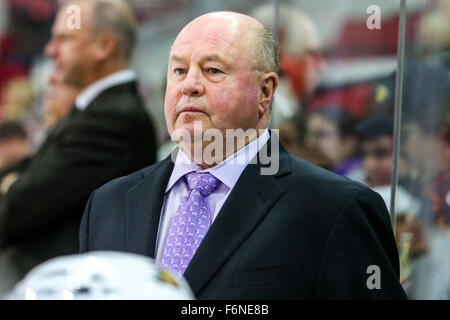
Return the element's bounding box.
[0,80,157,276]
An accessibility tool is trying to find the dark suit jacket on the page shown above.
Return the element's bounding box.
[79,135,407,299]
[0,80,157,276]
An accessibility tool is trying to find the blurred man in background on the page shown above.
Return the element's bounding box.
[0,0,157,295]
[356,113,423,223]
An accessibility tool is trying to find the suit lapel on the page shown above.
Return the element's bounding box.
[184,135,291,295]
[126,156,174,257]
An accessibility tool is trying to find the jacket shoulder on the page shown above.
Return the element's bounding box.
[282,153,386,220]
[287,154,368,194]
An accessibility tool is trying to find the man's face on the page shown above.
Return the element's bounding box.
[44,2,96,88]
[164,15,268,144]
[362,136,393,187]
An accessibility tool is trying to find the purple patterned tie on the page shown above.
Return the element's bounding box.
[160,172,220,277]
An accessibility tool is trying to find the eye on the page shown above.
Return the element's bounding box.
[206,68,223,74]
[174,68,186,75]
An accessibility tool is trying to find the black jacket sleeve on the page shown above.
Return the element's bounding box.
[0,109,133,247]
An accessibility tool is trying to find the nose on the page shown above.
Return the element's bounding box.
[182,68,204,96]
[364,155,378,173]
[44,38,57,58]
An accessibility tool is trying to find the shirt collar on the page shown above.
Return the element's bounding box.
[165,128,270,193]
[75,69,137,110]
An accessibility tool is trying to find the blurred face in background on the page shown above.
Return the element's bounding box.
[278,118,334,169]
[44,1,98,89]
[305,113,339,162]
[305,113,356,166]
[361,135,393,187]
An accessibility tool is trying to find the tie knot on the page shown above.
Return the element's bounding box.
[185,172,220,197]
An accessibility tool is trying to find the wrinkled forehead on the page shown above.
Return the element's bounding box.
[173,21,238,51]
[170,14,257,58]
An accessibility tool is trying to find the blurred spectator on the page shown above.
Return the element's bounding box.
[278,115,333,170]
[356,113,427,290]
[0,0,157,295]
[356,113,420,214]
[356,114,426,242]
[251,3,325,128]
[357,113,395,188]
[304,106,364,181]
[398,62,450,199]
[0,121,30,169]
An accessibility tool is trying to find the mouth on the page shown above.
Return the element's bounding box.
[179,106,205,115]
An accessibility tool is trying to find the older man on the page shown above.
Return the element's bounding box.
[80,12,406,299]
[0,0,156,292]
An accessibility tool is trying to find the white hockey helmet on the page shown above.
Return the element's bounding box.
[8,251,194,300]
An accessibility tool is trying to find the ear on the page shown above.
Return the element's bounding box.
[92,32,117,62]
[258,72,278,117]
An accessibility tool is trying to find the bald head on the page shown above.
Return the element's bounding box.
[175,11,278,74]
